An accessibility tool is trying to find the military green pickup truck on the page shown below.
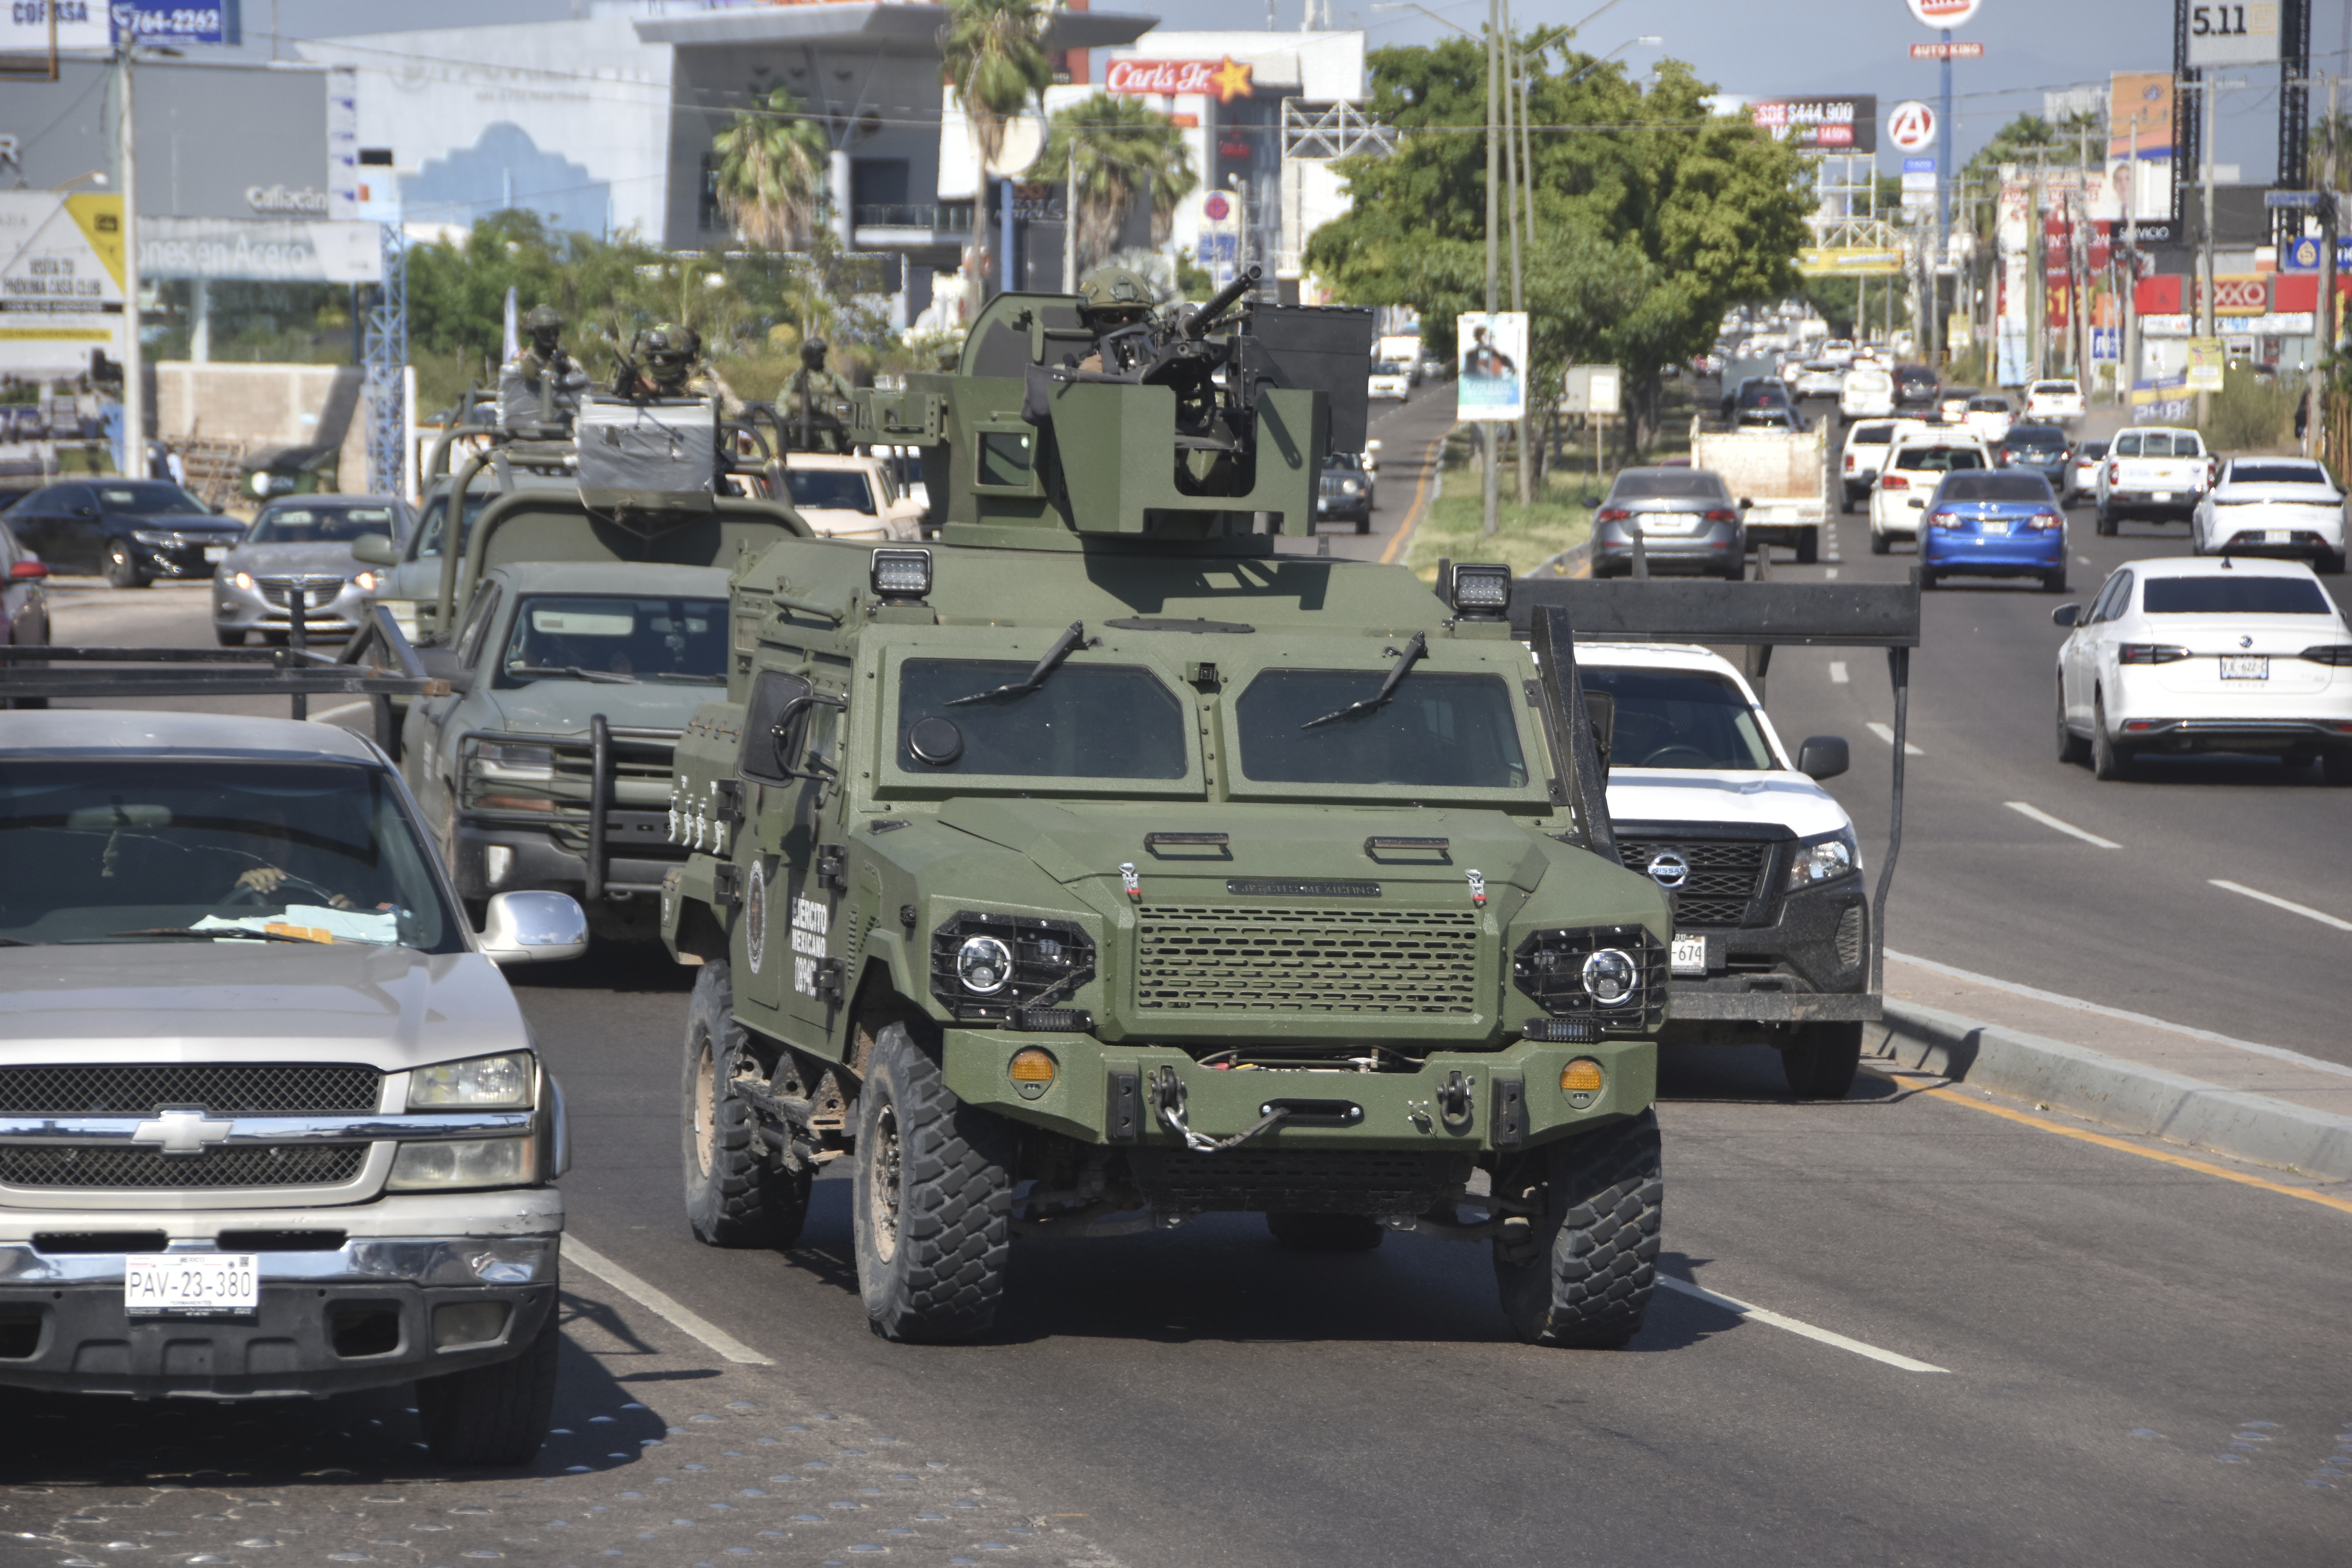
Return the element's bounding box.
[660,281,1671,1348]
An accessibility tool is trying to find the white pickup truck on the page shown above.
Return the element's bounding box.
[2094,426,2214,535]
[1690,419,1831,564]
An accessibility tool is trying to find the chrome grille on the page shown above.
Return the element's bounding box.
[0,1145,367,1190]
[258,575,351,610]
[1618,837,1770,926]
[1136,906,1481,1014]
[0,1064,379,1116]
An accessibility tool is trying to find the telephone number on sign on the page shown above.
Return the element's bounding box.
[124,1253,259,1314]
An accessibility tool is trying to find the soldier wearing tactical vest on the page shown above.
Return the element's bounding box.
[508,304,589,425]
[1073,265,1158,373]
[615,322,742,416]
[778,337,855,452]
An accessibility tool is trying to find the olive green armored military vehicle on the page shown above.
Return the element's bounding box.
[661,271,1673,1347]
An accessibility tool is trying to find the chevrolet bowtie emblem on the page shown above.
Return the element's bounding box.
[131,1107,235,1156]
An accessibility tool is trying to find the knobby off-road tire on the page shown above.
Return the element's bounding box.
[1493,1109,1662,1349]
[1780,1020,1864,1100]
[682,961,811,1249]
[416,1308,561,1466]
[853,1020,1014,1343]
[1266,1212,1385,1252]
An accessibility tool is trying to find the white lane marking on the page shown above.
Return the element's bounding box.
[1864,722,1924,755]
[1885,948,2352,1081]
[1829,661,1850,684]
[309,700,370,722]
[1825,568,1840,579]
[2208,879,2352,933]
[1657,1276,1950,1374]
[2076,554,2093,565]
[2003,800,2120,849]
[561,1236,775,1365]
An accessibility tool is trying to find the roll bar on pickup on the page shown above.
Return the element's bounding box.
[1511,574,1924,999]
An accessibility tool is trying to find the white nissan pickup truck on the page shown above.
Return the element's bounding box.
[1577,642,1868,1098]
[0,708,587,1464]
[2094,426,2214,535]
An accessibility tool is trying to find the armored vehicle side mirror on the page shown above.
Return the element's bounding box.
[1796,735,1849,781]
[2050,603,2081,628]
[479,890,589,964]
[352,534,399,567]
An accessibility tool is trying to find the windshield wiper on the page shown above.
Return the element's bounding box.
[948,621,1093,706]
[111,926,327,944]
[646,670,724,682]
[508,663,639,684]
[1301,632,1428,730]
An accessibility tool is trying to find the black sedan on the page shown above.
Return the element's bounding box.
[0,479,245,587]
[1996,422,2073,495]
[1316,451,1376,532]
[0,518,49,709]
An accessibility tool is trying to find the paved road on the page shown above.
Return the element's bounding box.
[1280,381,1457,564]
[1742,404,2352,1065]
[8,410,2351,1566]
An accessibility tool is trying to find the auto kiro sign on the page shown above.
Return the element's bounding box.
[1103,56,1256,104]
[1887,101,1938,153]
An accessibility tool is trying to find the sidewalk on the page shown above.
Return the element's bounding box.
[1872,950,2352,1181]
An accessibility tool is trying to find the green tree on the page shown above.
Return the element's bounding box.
[938,0,1053,175]
[1040,93,1200,272]
[711,85,833,250]
[1307,36,1810,450]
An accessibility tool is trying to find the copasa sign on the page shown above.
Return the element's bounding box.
[1104,56,1256,104]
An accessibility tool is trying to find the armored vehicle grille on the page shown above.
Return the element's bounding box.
[0,1064,380,1116]
[1617,837,1770,926]
[1135,907,1481,1014]
[0,1145,368,1190]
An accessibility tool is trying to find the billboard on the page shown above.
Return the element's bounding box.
[0,192,125,377]
[2108,72,2174,159]
[1748,95,1878,154]
[2185,1,2282,68]
[1798,247,1904,276]
[1455,311,1528,423]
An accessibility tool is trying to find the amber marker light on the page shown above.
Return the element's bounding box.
[1010,1048,1058,1099]
[1561,1059,1604,1109]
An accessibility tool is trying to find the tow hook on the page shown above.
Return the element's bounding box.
[1149,1065,1290,1154]
[1437,1070,1476,1134]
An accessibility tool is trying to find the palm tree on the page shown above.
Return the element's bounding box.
[710,85,833,251]
[1042,94,1201,271]
[938,0,1054,176]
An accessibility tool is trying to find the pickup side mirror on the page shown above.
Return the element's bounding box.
[478,890,588,964]
[444,667,474,697]
[1796,735,1849,781]
[352,533,399,567]
[2050,603,2082,628]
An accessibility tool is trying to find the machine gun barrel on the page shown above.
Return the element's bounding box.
[1185,265,1264,340]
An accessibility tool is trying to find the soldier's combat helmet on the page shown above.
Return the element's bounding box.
[800,337,829,367]
[1076,266,1156,328]
[524,304,563,332]
[638,322,701,383]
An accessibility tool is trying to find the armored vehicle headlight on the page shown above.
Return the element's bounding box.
[871,546,933,602]
[1581,949,1638,1006]
[1447,561,1512,618]
[956,934,1015,995]
[1784,829,1859,891]
[387,1136,535,1191]
[410,1051,536,1109]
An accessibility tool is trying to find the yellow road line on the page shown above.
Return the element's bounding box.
[1379,422,1455,565]
[1864,1066,2352,1218]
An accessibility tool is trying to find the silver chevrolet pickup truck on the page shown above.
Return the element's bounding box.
[0,709,586,1465]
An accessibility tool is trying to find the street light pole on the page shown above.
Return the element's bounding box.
[1483,0,1500,536]
[116,44,143,479]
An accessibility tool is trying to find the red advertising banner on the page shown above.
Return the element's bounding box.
[1103,56,1255,103]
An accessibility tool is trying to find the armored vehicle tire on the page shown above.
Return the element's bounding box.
[682,961,811,1249]
[1780,1021,1863,1100]
[1266,1212,1385,1252]
[853,1020,1014,1343]
[416,1309,560,1466]
[1492,1110,1662,1349]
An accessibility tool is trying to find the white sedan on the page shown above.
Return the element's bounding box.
[2054,555,2352,782]
[2191,456,2346,574]
[1367,362,1411,400]
[1869,437,1992,553]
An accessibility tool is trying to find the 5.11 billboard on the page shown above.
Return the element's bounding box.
[1748,95,1878,154]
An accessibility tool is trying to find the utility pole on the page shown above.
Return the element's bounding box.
[1483,0,1500,537]
[2325,73,2340,367]
[1935,26,1954,371]
[2197,73,2220,427]
[2123,116,2140,404]
[1502,2,1528,512]
[116,44,143,480]
[1062,144,1077,289]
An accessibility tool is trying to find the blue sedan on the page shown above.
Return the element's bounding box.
[1919,470,2069,592]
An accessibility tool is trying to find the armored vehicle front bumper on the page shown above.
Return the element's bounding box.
[938,1030,1654,1154]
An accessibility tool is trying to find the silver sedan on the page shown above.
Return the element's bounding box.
[213,495,408,646]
